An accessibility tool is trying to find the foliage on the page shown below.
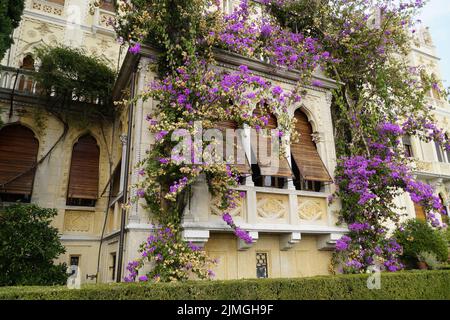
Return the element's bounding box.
[417,251,440,270]
[395,219,449,268]
[124,224,217,282]
[111,0,450,279]
[0,204,68,286]
[1,270,450,300]
[266,0,450,273]
[0,0,24,60]
[33,45,116,117]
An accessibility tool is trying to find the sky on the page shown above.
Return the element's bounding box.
[420,0,450,87]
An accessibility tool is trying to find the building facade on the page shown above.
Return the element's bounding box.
[0,0,448,283]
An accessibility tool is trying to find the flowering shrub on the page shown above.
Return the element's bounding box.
[107,0,450,279]
[124,224,217,282]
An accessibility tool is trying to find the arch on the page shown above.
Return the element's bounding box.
[293,104,319,133]
[18,54,35,92]
[67,134,100,206]
[290,109,332,190]
[0,124,39,202]
[21,55,35,70]
[250,107,292,187]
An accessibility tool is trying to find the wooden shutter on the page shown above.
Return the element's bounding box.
[252,108,292,177]
[0,125,39,195]
[67,135,100,199]
[216,120,251,173]
[414,203,426,221]
[291,110,332,182]
[101,0,115,11]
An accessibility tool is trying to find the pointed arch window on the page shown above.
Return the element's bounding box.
[215,120,251,184]
[251,108,292,188]
[67,135,100,207]
[0,124,39,202]
[290,109,332,191]
[18,55,35,92]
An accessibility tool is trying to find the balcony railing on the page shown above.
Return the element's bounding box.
[182,176,346,250]
[0,66,38,94]
[0,66,111,112]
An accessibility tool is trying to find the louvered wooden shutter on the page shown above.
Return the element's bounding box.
[67,135,100,199]
[216,120,251,173]
[291,110,332,182]
[252,108,292,177]
[414,203,426,221]
[0,125,39,195]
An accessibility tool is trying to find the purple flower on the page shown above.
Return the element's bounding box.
[272,86,283,96]
[129,42,141,55]
[222,213,234,225]
[155,130,169,141]
[311,79,323,87]
[138,275,148,282]
[136,189,145,198]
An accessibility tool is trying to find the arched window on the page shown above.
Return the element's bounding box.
[251,108,292,188]
[67,135,100,207]
[0,124,39,202]
[215,120,251,184]
[18,55,35,92]
[290,109,332,191]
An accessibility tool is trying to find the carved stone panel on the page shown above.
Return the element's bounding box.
[210,194,244,218]
[298,197,327,223]
[256,193,288,220]
[63,210,94,233]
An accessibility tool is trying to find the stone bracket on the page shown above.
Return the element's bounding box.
[238,231,259,251]
[279,232,301,251]
[182,229,210,248]
[317,233,343,251]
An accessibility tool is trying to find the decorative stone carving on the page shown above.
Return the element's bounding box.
[36,22,52,36]
[311,132,322,143]
[32,0,64,16]
[298,198,325,221]
[99,12,115,29]
[210,195,243,217]
[63,211,94,233]
[256,194,288,219]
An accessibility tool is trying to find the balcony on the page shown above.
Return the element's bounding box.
[0,66,112,115]
[182,176,346,251]
[92,7,116,35]
[28,0,65,17]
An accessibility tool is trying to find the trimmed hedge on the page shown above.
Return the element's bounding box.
[0,270,449,300]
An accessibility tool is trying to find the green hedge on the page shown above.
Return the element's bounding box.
[1,270,449,300]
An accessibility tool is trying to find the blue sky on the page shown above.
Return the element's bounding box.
[420,0,450,87]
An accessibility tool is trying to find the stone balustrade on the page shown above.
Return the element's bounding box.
[182,176,347,250]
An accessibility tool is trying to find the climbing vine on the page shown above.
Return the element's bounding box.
[112,0,449,280]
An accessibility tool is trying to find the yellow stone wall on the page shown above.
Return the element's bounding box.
[0,102,125,283]
[205,233,333,280]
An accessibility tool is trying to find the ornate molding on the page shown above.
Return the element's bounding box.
[298,198,325,221]
[63,211,94,233]
[256,194,288,219]
[210,195,243,217]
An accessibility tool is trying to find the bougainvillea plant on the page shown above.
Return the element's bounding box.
[105,0,450,280]
[124,224,217,282]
